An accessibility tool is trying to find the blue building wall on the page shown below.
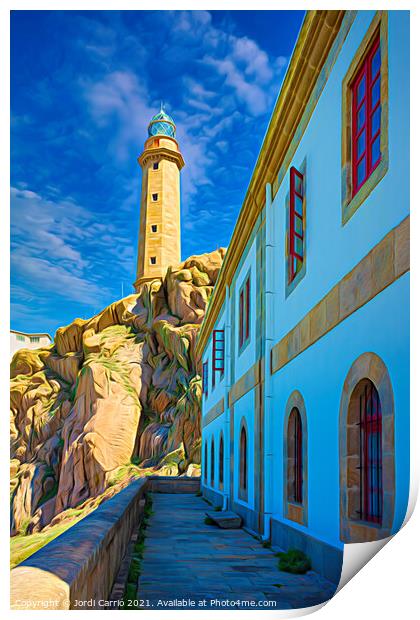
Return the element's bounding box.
[199,10,409,582]
[270,275,409,548]
[270,10,409,345]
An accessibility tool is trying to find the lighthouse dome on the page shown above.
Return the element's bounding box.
[148,108,176,138]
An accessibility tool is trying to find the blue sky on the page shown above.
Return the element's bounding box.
[11,10,304,336]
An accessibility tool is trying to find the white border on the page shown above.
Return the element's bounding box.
[1,2,418,619]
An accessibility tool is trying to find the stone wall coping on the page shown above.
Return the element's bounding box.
[11,478,148,609]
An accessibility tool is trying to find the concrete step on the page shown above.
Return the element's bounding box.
[205,510,242,529]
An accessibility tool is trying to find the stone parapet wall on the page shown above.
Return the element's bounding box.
[10,476,200,610]
[148,475,200,494]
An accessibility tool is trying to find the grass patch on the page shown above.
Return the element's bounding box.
[195,491,202,497]
[214,506,222,512]
[10,515,85,569]
[262,540,271,549]
[204,516,216,526]
[276,549,311,574]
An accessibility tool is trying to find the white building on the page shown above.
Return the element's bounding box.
[10,330,52,359]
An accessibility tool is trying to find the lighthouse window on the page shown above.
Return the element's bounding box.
[152,193,158,201]
[151,225,158,233]
[150,256,157,265]
[153,162,159,170]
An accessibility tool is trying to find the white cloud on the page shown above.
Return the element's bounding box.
[10,186,130,307]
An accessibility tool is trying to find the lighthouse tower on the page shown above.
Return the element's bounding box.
[134,107,185,290]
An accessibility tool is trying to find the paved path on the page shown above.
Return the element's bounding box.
[137,494,337,610]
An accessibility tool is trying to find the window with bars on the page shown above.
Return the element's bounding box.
[212,329,225,386]
[202,361,208,398]
[16,335,25,342]
[351,33,381,196]
[287,408,303,504]
[30,336,40,343]
[153,161,159,170]
[239,423,247,496]
[210,438,215,487]
[239,275,251,351]
[356,380,383,524]
[289,166,304,283]
[219,433,224,487]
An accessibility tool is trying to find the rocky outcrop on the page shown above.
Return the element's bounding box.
[10,249,225,536]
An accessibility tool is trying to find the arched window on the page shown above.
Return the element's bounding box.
[347,378,383,524]
[283,391,307,526]
[339,352,395,543]
[210,438,215,487]
[287,408,303,504]
[219,433,224,488]
[239,423,247,498]
[204,441,208,482]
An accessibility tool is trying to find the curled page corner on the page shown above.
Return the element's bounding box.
[335,535,392,594]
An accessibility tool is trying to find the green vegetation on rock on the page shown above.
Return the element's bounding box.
[10,249,224,548]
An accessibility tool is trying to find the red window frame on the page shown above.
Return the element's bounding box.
[212,329,225,386]
[239,276,250,349]
[289,166,304,283]
[351,33,381,196]
[245,277,250,341]
[239,289,244,348]
[358,381,383,524]
[202,361,208,398]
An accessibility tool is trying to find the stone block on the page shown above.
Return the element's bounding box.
[324,285,340,331]
[339,254,372,319]
[371,231,394,293]
[299,314,311,352]
[394,216,410,278]
[271,338,288,374]
[287,327,300,361]
[205,511,242,529]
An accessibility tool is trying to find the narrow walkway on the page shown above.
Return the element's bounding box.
[137,494,337,610]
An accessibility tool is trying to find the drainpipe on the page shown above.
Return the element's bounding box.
[263,182,275,539]
[223,284,231,511]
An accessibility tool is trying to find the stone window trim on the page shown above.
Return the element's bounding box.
[285,159,307,298]
[339,352,395,543]
[238,417,249,502]
[341,11,389,225]
[283,390,308,526]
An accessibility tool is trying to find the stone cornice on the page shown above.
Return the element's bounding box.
[138,146,185,170]
[196,10,346,358]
